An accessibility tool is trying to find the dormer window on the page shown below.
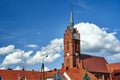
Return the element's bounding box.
[0,76,3,80]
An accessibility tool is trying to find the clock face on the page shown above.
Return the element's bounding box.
[67,53,70,56]
[75,53,78,56]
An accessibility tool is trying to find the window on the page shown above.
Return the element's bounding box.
[67,41,69,50]
[67,58,69,67]
[114,72,120,76]
[75,41,79,51]
[20,77,26,80]
[0,77,3,80]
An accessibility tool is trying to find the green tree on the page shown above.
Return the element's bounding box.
[82,68,91,80]
[83,73,91,80]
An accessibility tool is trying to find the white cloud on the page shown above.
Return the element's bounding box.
[0,45,14,55]
[44,66,50,71]
[14,66,22,70]
[27,38,63,64]
[74,22,120,61]
[25,44,39,48]
[0,22,120,70]
[108,53,120,61]
[0,49,33,67]
[0,66,6,70]
[0,38,63,69]
[101,27,108,31]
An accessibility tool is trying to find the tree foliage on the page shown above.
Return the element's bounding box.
[82,68,91,80]
[83,73,91,80]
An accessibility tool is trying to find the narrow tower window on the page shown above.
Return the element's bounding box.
[67,58,69,67]
[67,41,69,50]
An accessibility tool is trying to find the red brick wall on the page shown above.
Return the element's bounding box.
[63,26,80,69]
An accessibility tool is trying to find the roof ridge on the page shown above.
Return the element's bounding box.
[81,53,105,58]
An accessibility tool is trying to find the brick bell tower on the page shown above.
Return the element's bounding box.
[63,9,80,69]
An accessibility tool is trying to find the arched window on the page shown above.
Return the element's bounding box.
[0,76,3,80]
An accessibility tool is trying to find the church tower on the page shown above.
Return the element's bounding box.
[63,9,80,69]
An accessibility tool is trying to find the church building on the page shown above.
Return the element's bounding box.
[0,9,120,80]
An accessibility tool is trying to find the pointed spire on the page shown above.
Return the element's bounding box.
[70,8,74,27]
[69,3,74,31]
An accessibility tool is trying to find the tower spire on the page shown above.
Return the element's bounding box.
[70,4,74,30]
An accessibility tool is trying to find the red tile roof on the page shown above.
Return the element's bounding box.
[0,54,120,80]
[81,54,108,73]
[45,69,66,79]
[64,67,97,80]
[107,62,120,72]
[0,67,97,80]
[45,67,97,80]
[0,69,40,80]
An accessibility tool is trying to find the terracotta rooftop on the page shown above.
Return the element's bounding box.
[64,67,97,80]
[45,67,97,80]
[0,69,40,80]
[81,54,109,73]
[107,62,120,72]
[0,67,97,80]
[0,54,120,80]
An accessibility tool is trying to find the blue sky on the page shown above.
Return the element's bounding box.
[0,0,120,71]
